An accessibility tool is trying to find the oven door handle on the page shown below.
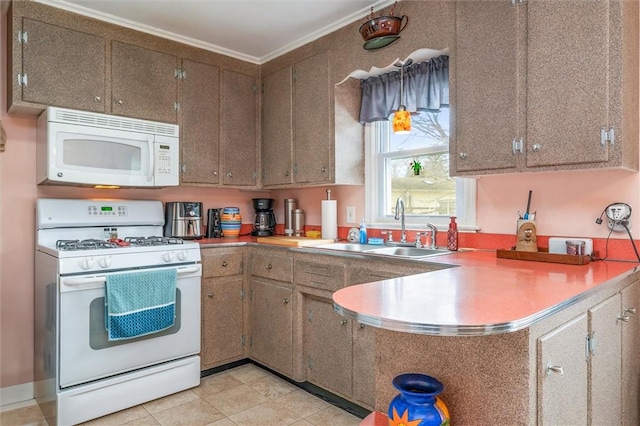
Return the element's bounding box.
[63,265,202,286]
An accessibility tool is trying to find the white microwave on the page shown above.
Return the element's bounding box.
[36,107,179,188]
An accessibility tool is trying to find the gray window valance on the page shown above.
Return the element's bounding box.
[359,55,449,124]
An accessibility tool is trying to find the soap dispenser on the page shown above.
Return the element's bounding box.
[447,216,458,251]
[359,218,367,244]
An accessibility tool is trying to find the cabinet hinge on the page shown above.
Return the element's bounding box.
[586,331,595,360]
[249,289,253,301]
[249,336,253,347]
[240,289,245,300]
[174,68,186,79]
[600,127,615,146]
[512,137,524,154]
[308,309,313,323]
[308,355,313,369]
[174,101,180,112]
[253,85,258,95]
[292,69,297,83]
[17,30,28,44]
[180,163,186,174]
[511,0,525,4]
[17,73,28,87]
[241,335,245,347]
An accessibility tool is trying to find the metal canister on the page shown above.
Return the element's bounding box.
[292,209,305,237]
[284,198,297,236]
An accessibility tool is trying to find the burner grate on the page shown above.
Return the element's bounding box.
[124,236,184,246]
[56,239,118,251]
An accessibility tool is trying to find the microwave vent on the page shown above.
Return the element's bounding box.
[53,109,178,136]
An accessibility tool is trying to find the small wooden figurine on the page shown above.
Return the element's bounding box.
[515,221,538,252]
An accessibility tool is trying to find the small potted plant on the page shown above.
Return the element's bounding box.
[410,159,423,175]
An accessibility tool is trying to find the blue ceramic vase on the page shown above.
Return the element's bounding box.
[387,373,450,426]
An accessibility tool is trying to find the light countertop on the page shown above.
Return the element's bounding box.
[332,249,639,336]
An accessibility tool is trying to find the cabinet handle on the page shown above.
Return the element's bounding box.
[545,363,564,376]
[116,99,123,105]
[221,261,228,267]
[341,319,348,326]
[207,293,213,298]
[459,152,468,159]
[94,96,101,102]
[213,171,218,176]
[531,143,541,152]
[625,307,637,315]
[359,323,365,329]
[282,297,289,304]
[227,172,232,178]
[285,171,290,177]
[618,314,630,322]
[266,263,272,270]
[321,167,327,173]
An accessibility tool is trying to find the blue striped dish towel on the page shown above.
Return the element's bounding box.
[105,269,177,341]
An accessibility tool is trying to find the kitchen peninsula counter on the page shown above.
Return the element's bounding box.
[331,249,639,336]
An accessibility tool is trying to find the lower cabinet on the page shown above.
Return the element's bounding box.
[538,281,640,425]
[200,248,245,370]
[305,296,353,397]
[250,278,294,376]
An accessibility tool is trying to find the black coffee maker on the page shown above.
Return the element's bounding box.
[251,198,276,236]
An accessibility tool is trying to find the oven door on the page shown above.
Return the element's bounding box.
[58,264,201,388]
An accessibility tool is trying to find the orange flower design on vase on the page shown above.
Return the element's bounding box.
[389,406,423,426]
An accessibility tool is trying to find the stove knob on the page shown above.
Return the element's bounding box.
[177,250,188,261]
[80,258,94,270]
[98,256,112,268]
[162,251,175,262]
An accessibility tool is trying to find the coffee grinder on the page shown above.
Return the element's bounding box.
[251,198,276,236]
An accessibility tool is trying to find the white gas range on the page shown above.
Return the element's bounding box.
[34,198,202,425]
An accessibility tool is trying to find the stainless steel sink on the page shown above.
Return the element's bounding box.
[365,247,452,257]
[312,243,457,258]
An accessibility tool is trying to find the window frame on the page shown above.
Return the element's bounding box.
[364,119,478,232]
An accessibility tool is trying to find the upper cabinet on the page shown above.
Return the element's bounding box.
[111,41,178,123]
[261,50,364,188]
[220,70,258,187]
[180,59,220,185]
[452,0,639,176]
[9,17,106,113]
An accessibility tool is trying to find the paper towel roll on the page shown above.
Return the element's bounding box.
[321,200,338,241]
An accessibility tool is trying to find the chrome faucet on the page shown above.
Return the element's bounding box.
[426,223,438,249]
[395,197,407,243]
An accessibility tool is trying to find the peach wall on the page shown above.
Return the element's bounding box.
[3,7,640,394]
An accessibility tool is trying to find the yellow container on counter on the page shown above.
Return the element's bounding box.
[306,230,322,238]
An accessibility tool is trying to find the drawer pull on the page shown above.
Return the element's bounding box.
[618,314,630,322]
[222,261,228,267]
[282,297,289,304]
[359,323,365,329]
[341,319,348,326]
[546,363,564,376]
[207,293,213,298]
[267,263,273,270]
[625,307,637,315]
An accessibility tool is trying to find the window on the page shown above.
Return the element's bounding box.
[365,109,476,230]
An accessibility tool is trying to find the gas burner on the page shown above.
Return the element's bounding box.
[124,236,184,246]
[57,239,118,251]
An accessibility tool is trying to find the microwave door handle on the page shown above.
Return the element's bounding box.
[147,135,154,182]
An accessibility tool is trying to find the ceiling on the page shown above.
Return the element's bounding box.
[31,0,397,64]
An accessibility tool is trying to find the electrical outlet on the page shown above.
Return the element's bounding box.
[606,203,632,232]
[346,206,356,224]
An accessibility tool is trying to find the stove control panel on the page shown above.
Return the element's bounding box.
[87,205,128,216]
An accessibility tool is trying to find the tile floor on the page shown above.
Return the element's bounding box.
[0,364,363,426]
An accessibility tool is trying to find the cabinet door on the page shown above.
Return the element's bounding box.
[111,41,178,123]
[250,279,293,376]
[220,70,257,186]
[352,321,375,409]
[453,0,522,174]
[293,51,332,184]
[526,0,611,167]
[588,294,622,425]
[20,18,105,112]
[305,297,352,397]
[621,282,640,426]
[201,277,244,369]
[180,59,220,184]
[538,313,588,425]
[262,67,294,187]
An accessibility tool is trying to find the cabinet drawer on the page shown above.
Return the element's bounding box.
[251,252,293,283]
[295,260,346,291]
[202,249,244,278]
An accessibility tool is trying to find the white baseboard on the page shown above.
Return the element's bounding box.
[0,382,36,412]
